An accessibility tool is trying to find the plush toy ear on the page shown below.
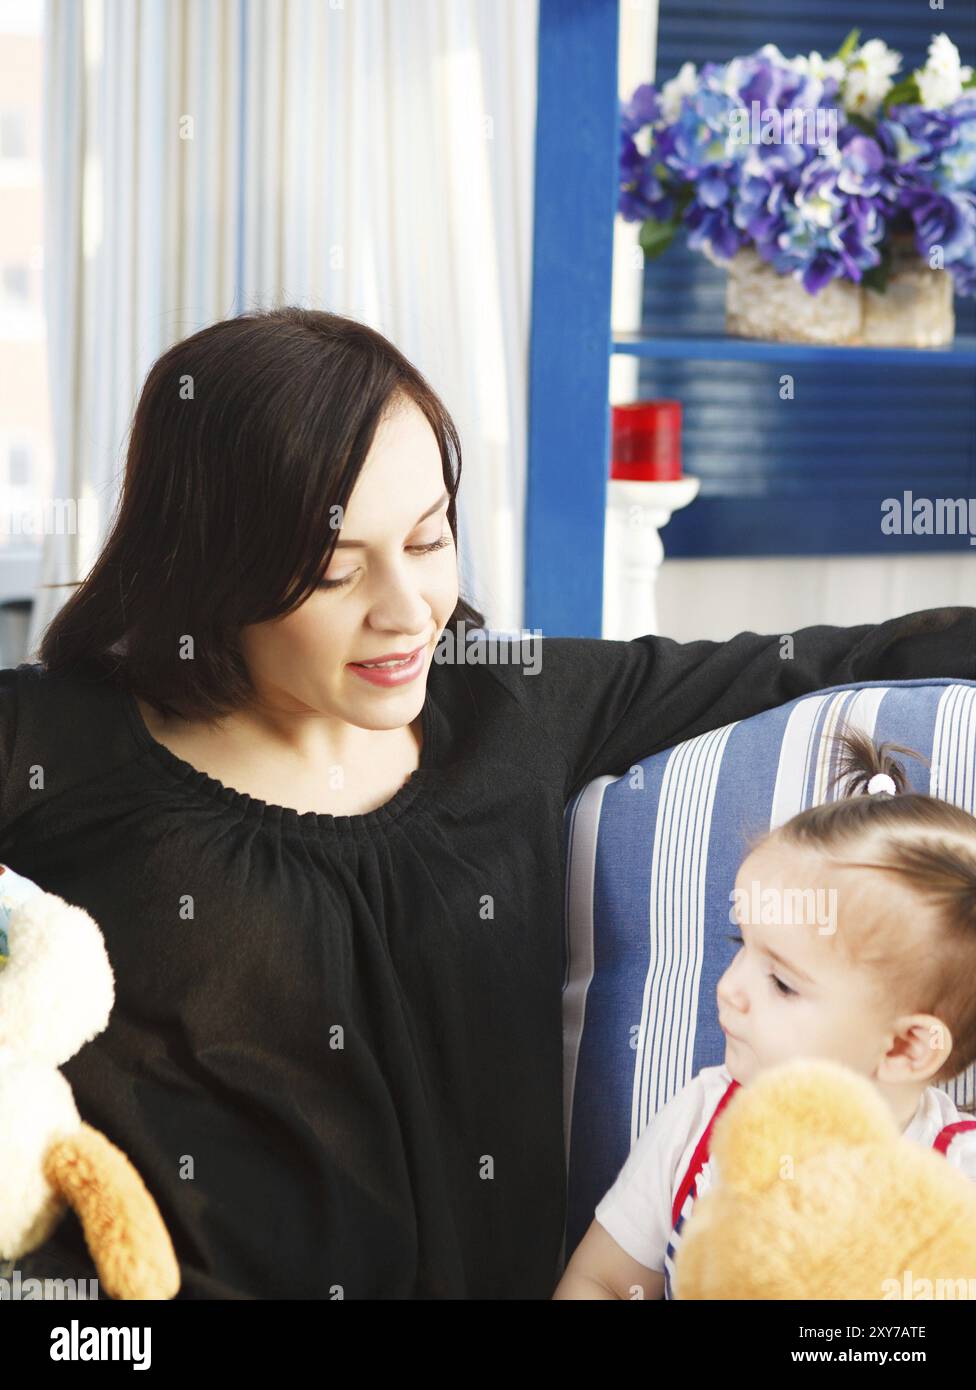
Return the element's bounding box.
[707,1059,898,1196]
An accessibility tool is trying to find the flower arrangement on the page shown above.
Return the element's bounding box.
[619,31,976,299]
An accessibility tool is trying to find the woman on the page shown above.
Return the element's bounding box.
[0,307,973,1299]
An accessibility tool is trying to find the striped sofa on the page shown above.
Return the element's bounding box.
[559,678,976,1264]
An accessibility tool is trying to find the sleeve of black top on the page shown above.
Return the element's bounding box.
[500,605,976,802]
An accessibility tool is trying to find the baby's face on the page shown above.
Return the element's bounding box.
[716,838,894,1085]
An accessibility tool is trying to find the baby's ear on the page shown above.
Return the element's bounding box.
[708,1059,897,1196]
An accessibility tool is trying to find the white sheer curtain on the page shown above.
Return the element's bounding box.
[31,0,536,657]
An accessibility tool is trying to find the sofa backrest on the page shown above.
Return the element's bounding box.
[560,679,976,1260]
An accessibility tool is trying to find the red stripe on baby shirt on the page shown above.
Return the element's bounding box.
[933,1119,976,1155]
[670,1078,741,1229]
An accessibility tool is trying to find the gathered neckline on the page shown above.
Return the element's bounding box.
[121,683,437,836]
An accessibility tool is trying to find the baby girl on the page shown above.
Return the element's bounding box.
[554,725,976,1300]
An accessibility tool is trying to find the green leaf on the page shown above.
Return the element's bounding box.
[634,182,694,261]
[639,218,680,261]
[882,76,921,112]
[963,72,976,90]
[832,29,861,64]
[846,112,876,136]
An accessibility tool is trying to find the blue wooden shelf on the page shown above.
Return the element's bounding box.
[612,332,976,368]
[526,0,976,629]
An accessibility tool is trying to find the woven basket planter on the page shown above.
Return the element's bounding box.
[719,243,954,347]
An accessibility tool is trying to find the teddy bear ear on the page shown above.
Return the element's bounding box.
[707,1059,898,1196]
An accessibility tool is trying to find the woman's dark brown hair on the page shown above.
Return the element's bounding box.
[770,724,976,1089]
[38,307,485,719]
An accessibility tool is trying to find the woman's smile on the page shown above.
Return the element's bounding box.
[347,642,427,687]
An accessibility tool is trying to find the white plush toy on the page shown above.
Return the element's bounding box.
[0,863,180,1298]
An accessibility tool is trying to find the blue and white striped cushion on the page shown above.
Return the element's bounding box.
[560,679,976,1262]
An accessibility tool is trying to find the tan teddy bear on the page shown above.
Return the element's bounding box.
[673,1058,976,1300]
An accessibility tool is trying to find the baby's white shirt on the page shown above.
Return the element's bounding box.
[594,1063,976,1273]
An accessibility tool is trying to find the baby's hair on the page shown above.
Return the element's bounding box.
[759,722,976,1093]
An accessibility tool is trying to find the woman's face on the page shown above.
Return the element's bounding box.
[240,397,460,732]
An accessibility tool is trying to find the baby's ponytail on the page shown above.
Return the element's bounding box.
[828,724,924,799]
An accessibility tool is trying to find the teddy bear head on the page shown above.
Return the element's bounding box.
[673,1058,976,1300]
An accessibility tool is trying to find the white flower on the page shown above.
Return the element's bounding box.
[792,50,846,86]
[660,61,698,122]
[842,37,902,119]
[722,56,751,100]
[915,33,973,110]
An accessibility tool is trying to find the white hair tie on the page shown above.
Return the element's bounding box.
[866,772,897,796]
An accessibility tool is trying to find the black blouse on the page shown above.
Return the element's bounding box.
[1,607,973,1299]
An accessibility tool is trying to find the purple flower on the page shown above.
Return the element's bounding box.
[620,83,661,138]
[617,128,675,222]
[835,131,885,198]
[685,198,746,260]
[875,93,976,291]
[751,149,887,292]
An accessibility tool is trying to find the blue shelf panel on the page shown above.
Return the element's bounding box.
[614,333,976,368]
[661,494,976,558]
[636,349,975,557]
[633,223,975,563]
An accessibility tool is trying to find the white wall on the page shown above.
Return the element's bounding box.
[656,554,974,642]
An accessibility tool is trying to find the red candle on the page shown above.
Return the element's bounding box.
[611,401,682,481]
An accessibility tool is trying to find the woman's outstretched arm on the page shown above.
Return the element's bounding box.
[481,606,976,800]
